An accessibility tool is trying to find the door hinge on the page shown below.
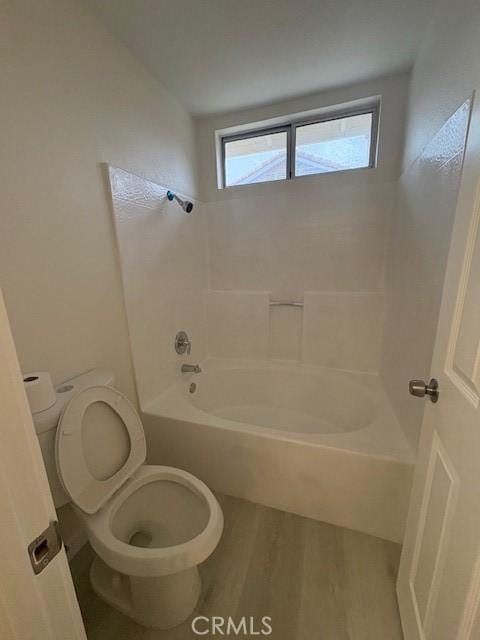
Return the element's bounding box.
[28,521,63,575]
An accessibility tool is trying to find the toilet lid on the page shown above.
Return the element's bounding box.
[56,386,146,514]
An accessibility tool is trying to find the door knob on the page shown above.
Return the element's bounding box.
[409,378,439,403]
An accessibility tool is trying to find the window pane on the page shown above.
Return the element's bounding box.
[224,131,287,187]
[295,113,373,177]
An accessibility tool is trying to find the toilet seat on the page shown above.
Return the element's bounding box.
[56,386,146,514]
[85,465,223,577]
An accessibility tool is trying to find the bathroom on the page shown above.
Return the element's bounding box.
[1,0,480,638]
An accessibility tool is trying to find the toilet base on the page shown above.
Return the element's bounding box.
[90,556,202,629]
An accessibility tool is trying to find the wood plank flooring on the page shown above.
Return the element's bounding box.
[70,494,404,640]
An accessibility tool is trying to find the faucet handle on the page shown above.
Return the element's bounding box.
[175,331,191,355]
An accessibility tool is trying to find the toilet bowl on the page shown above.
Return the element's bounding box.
[55,384,223,629]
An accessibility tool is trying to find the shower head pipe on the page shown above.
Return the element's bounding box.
[167,190,194,213]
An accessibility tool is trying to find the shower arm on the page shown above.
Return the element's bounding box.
[166,190,194,213]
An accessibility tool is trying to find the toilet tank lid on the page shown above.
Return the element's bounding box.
[32,369,115,435]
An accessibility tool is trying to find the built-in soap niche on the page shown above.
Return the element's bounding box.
[204,289,384,372]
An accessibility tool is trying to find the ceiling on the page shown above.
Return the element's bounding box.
[86,0,435,116]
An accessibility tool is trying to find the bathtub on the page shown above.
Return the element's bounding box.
[143,359,414,543]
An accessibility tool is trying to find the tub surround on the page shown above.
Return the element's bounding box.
[202,179,394,371]
[194,73,407,381]
[108,164,392,413]
[204,290,385,372]
[205,291,270,360]
[302,291,384,372]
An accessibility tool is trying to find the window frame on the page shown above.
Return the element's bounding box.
[221,124,292,190]
[220,102,379,188]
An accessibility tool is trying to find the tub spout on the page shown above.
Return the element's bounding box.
[181,363,202,374]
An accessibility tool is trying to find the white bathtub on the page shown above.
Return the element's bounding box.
[143,359,414,543]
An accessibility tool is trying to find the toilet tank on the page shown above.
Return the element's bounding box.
[33,369,114,508]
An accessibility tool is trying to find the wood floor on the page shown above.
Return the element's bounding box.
[70,494,404,640]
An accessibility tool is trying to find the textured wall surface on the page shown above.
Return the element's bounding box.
[402,0,480,171]
[108,167,208,407]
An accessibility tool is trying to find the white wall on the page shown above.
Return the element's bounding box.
[0,0,198,402]
[381,0,480,449]
[196,73,409,370]
[402,0,480,171]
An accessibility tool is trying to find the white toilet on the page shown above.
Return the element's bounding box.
[33,369,223,629]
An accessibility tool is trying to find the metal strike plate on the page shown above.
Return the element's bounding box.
[28,521,62,575]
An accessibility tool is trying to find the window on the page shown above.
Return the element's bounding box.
[220,103,378,188]
[295,112,373,176]
[223,129,289,187]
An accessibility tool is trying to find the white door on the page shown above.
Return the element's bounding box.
[397,94,480,640]
[0,289,86,640]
